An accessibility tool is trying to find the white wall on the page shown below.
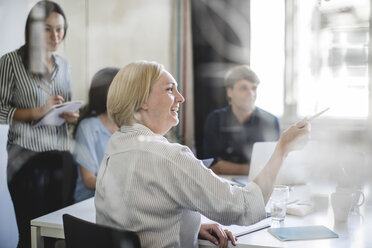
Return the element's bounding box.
[61,0,175,102]
[0,1,175,247]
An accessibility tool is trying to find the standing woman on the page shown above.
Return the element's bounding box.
[0,1,78,247]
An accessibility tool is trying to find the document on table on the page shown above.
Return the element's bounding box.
[33,100,83,127]
[200,215,271,236]
[199,216,272,247]
[223,217,271,237]
[199,243,280,248]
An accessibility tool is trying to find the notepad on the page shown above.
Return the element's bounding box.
[232,217,271,237]
[268,225,338,241]
[199,216,272,247]
[33,100,83,127]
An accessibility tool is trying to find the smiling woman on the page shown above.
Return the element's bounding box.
[0,1,78,247]
[0,1,183,247]
[95,60,310,248]
[44,12,65,53]
[140,70,185,135]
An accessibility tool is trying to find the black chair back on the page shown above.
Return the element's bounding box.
[8,150,77,247]
[63,214,141,248]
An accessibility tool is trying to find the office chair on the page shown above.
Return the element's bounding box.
[8,150,77,248]
[63,214,141,248]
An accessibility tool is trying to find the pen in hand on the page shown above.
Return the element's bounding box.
[42,95,64,114]
[307,107,330,122]
[296,107,329,129]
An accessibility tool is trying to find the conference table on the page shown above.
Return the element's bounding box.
[30,180,372,248]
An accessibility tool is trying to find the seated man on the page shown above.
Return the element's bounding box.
[203,65,280,175]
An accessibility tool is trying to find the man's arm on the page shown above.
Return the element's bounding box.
[211,160,249,175]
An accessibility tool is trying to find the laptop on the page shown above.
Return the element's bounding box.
[233,141,316,186]
[249,141,316,185]
[201,158,214,168]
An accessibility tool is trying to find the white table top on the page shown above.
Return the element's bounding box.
[31,182,372,247]
[31,197,95,239]
[199,183,372,248]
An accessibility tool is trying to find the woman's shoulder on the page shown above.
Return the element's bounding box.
[75,116,102,135]
[53,54,70,66]
[78,116,101,129]
[110,126,189,156]
[0,50,25,75]
[1,50,21,63]
[255,107,279,121]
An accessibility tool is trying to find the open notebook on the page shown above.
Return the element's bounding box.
[33,100,83,127]
[199,215,271,246]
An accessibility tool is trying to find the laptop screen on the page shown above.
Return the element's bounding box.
[247,141,312,185]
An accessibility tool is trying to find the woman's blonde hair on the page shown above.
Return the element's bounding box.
[107,61,164,127]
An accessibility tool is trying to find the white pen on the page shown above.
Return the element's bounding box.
[307,107,330,122]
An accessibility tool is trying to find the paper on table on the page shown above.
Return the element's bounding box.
[225,217,272,237]
[201,215,271,237]
[33,100,83,127]
[199,216,272,247]
[286,200,314,216]
[285,185,314,216]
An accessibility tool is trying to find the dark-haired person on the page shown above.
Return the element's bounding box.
[203,65,280,175]
[73,67,119,203]
[0,1,78,247]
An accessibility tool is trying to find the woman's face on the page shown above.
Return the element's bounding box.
[44,12,65,52]
[227,79,258,113]
[140,70,185,135]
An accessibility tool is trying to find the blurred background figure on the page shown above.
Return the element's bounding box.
[73,67,119,203]
[203,65,280,175]
[0,1,79,247]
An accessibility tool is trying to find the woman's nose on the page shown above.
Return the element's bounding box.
[176,90,185,103]
[50,30,58,41]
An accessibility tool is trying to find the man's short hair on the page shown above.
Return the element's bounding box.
[224,65,260,88]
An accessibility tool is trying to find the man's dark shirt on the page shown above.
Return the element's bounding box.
[203,106,280,165]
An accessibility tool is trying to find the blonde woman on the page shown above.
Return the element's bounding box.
[95,61,310,248]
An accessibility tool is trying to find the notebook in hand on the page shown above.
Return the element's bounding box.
[268,225,338,241]
[33,100,83,127]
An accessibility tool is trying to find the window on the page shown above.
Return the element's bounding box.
[251,0,370,123]
[250,0,285,117]
[296,0,370,119]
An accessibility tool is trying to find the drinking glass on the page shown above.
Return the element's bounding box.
[270,185,290,222]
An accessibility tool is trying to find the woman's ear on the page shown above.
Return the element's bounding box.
[140,102,149,111]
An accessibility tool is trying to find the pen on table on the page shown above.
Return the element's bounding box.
[234,215,272,238]
[235,225,271,238]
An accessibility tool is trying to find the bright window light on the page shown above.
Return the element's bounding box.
[250,0,285,117]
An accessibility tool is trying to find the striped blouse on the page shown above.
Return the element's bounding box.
[0,49,72,152]
[95,124,266,248]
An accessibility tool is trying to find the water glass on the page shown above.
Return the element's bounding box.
[270,185,289,222]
